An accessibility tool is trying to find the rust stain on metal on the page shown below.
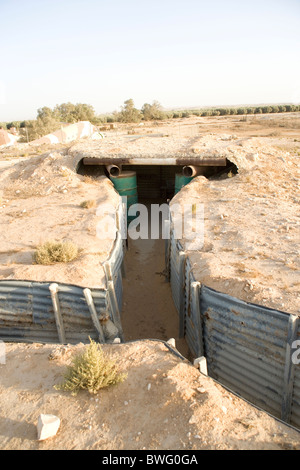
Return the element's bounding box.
[231,309,241,316]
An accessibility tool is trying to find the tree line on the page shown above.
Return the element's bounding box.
[1,99,299,141]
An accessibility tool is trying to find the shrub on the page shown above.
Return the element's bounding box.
[201,110,212,117]
[80,200,96,209]
[34,240,79,265]
[262,106,272,114]
[54,339,127,396]
[141,101,165,121]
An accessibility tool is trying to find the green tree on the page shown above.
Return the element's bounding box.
[278,105,286,113]
[73,103,96,122]
[37,106,58,121]
[118,99,142,123]
[25,111,61,141]
[141,100,165,121]
[262,106,272,113]
[54,102,76,122]
[53,102,96,123]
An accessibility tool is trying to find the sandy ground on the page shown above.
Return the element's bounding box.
[122,235,190,359]
[0,341,299,450]
[0,113,299,450]
[0,150,120,288]
[171,133,300,315]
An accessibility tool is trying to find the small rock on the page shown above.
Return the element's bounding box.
[37,414,60,441]
[189,415,197,424]
[167,338,176,348]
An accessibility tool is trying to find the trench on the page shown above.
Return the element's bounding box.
[77,160,238,358]
[121,205,191,358]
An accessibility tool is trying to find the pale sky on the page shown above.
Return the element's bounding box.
[0,0,299,121]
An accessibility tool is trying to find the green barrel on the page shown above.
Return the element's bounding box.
[110,171,138,225]
[175,173,194,194]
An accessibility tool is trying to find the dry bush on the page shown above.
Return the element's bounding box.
[34,240,79,265]
[80,199,96,209]
[54,339,126,396]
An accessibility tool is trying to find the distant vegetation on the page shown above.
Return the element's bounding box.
[1,99,299,141]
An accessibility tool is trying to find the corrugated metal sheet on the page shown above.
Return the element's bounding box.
[0,203,126,346]
[168,221,300,429]
[0,280,110,344]
[200,285,289,418]
[170,233,184,315]
[103,203,126,340]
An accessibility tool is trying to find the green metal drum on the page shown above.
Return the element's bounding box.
[110,171,138,225]
[175,173,194,194]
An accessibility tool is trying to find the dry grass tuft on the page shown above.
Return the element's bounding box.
[80,199,96,209]
[34,240,79,265]
[54,339,127,396]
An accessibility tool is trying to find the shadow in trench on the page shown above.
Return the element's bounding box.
[121,200,190,359]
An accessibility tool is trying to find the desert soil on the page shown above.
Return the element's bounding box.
[0,340,299,450]
[0,113,299,450]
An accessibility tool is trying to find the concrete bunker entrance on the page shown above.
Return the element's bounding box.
[76,160,238,358]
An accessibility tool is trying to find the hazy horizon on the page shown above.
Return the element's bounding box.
[1,0,299,122]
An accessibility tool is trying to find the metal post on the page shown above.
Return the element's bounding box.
[104,261,124,341]
[178,251,186,338]
[83,288,105,343]
[191,281,204,358]
[49,283,66,344]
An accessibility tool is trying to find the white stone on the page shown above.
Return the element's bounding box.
[193,356,208,376]
[167,338,176,348]
[37,414,60,441]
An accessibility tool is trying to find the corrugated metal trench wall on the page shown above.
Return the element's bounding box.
[0,202,126,346]
[167,220,300,430]
[1,195,299,431]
